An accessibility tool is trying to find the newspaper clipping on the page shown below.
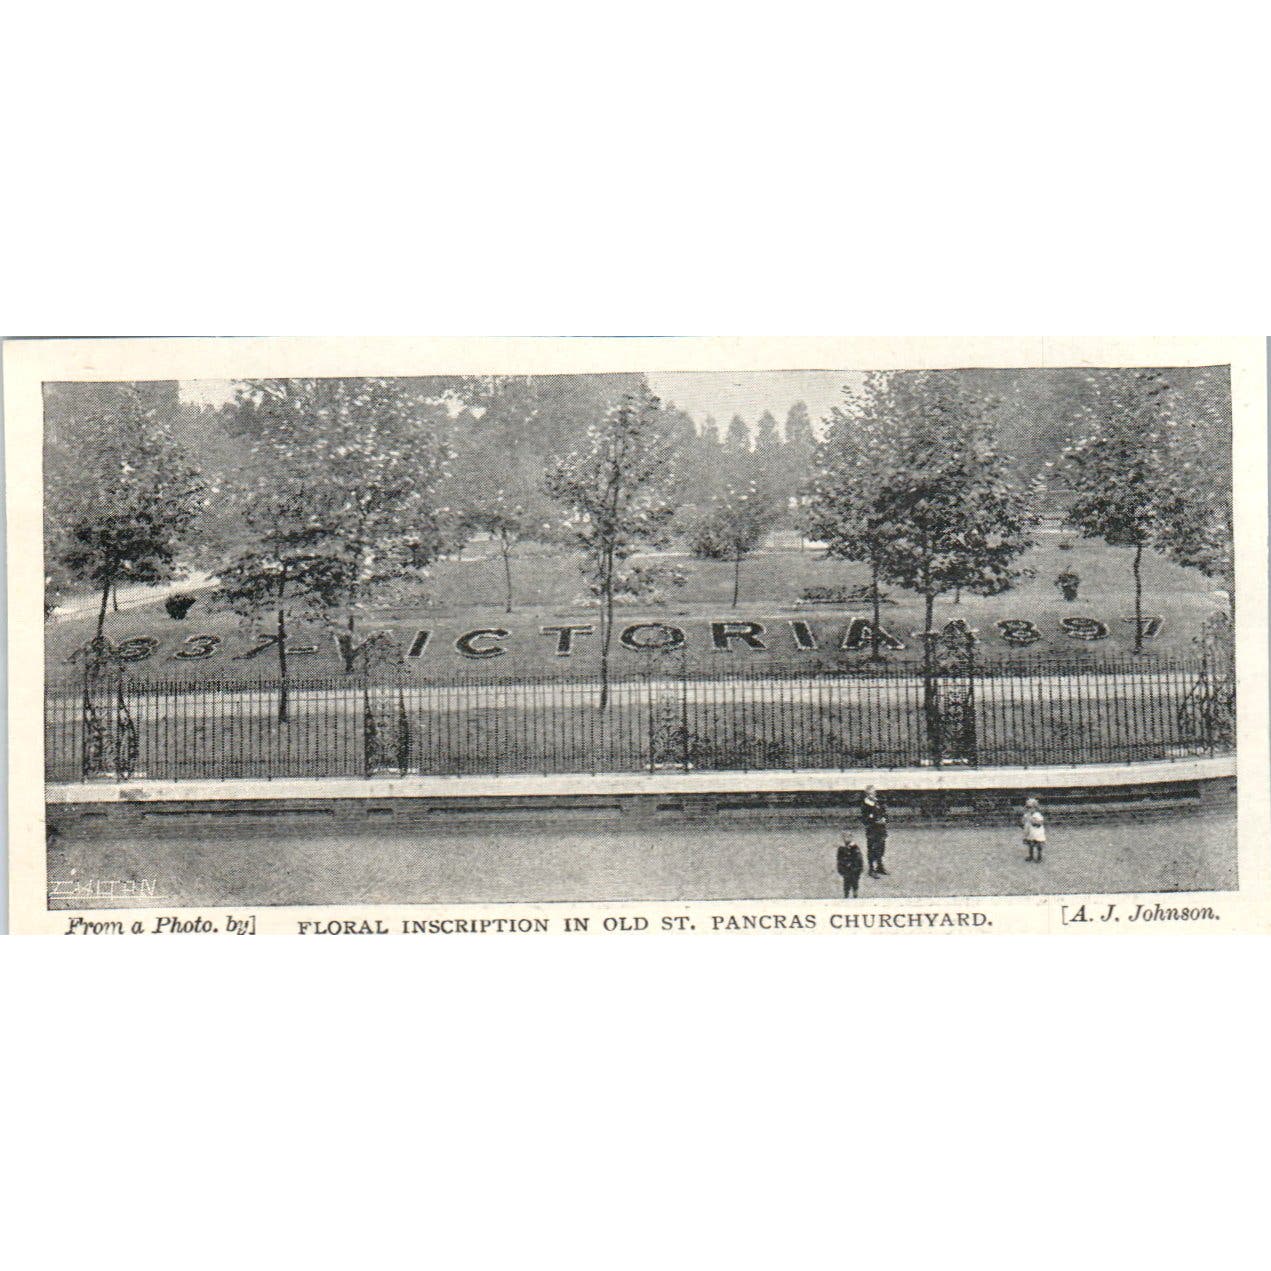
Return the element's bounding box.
[5,336,1267,935]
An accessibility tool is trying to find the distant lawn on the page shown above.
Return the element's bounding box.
[45,535,1227,683]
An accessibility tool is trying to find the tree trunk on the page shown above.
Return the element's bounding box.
[1132,541,1143,654]
[870,559,882,662]
[922,591,940,764]
[502,541,514,614]
[732,555,741,608]
[95,576,112,643]
[599,545,614,711]
[277,604,289,724]
[111,581,120,612]
[341,611,357,674]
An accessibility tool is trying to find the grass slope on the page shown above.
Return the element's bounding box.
[46,536,1226,683]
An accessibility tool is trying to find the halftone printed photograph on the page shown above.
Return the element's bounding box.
[5,337,1267,935]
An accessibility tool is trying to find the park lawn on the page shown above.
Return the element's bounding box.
[45,535,1226,684]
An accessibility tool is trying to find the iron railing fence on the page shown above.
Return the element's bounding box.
[45,656,1236,783]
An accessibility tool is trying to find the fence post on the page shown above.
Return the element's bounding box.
[680,657,691,772]
[966,632,979,767]
[645,670,655,774]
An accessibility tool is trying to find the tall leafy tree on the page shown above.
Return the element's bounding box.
[544,383,679,708]
[658,400,703,504]
[725,414,750,453]
[1060,370,1175,651]
[754,410,780,454]
[449,374,649,583]
[452,374,643,505]
[875,375,1034,759]
[228,378,455,666]
[687,412,726,503]
[45,384,205,643]
[784,400,814,453]
[688,480,781,607]
[805,374,905,659]
[216,479,354,722]
[810,373,1034,757]
[1152,367,1234,620]
[783,400,816,535]
[876,388,1035,644]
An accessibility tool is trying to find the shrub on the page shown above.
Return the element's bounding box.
[165,593,197,620]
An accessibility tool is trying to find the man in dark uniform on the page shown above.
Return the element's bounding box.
[836,835,864,898]
[861,784,889,877]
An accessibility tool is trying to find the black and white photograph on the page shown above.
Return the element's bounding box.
[0,338,1260,935]
[9,337,1259,934]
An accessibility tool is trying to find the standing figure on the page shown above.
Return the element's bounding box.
[861,785,889,877]
[1022,796,1046,863]
[837,835,864,898]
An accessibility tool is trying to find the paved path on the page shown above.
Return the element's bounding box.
[49,572,216,623]
[46,808,1236,908]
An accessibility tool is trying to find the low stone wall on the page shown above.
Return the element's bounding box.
[46,758,1237,836]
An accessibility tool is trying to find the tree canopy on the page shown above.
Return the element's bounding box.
[45,384,205,641]
[544,382,679,706]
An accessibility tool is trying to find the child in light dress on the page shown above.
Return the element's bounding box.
[1022,797,1046,863]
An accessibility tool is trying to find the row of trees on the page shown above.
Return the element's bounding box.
[689,403,816,508]
[806,367,1234,657]
[45,367,1233,717]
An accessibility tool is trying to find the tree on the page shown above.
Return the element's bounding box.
[228,378,455,668]
[870,375,1035,629]
[450,373,644,508]
[1060,370,1175,652]
[216,477,353,723]
[874,376,1034,760]
[725,414,750,453]
[805,374,905,659]
[688,481,781,607]
[462,489,556,613]
[658,400,704,504]
[45,385,205,643]
[684,412,725,506]
[754,410,780,455]
[1152,367,1234,620]
[784,400,814,453]
[544,383,679,709]
[810,373,1034,757]
[783,400,816,537]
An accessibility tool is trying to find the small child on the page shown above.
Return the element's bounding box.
[1022,797,1046,863]
[837,835,865,898]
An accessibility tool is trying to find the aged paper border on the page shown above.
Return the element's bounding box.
[6,336,1267,935]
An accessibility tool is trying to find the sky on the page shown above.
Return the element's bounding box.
[648,371,859,429]
[180,370,861,434]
